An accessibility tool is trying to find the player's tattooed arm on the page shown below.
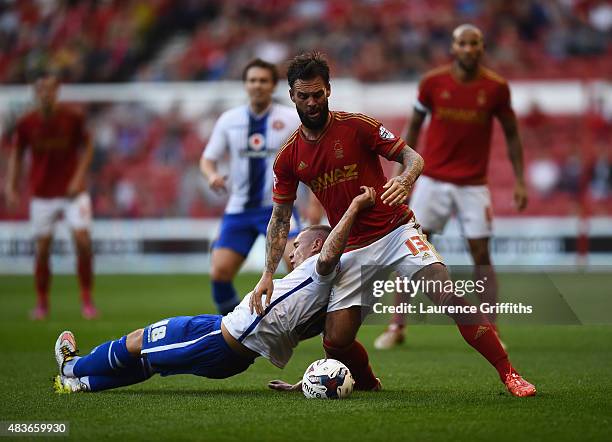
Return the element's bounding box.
[499,114,528,211]
[265,202,292,273]
[381,145,424,206]
[316,186,376,276]
[250,202,292,315]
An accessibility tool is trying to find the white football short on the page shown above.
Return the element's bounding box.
[327,220,444,313]
[409,175,493,239]
[30,193,93,237]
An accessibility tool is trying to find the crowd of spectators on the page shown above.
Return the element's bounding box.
[0,0,610,84]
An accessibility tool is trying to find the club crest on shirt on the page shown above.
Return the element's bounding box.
[333,140,344,159]
[379,125,395,140]
[440,90,451,99]
[248,133,265,151]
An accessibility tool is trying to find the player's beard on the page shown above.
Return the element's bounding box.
[457,56,480,74]
[297,102,329,130]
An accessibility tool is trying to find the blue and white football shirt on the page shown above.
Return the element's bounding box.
[222,255,337,368]
[203,103,300,214]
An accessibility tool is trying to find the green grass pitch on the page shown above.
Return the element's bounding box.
[1,273,611,441]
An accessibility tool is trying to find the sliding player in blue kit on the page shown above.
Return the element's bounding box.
[53,188,377,393]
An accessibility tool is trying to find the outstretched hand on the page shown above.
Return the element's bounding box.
[249,272,274,315]
[268,379,302,392]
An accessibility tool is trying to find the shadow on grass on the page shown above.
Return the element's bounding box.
[101,388,279,397]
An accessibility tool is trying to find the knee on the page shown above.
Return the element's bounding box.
[36,238,52,260]
[73,231,92,255]
[417,262,449,282]
[324,324,356,349]
[469,242,491,265]
[126,329,144,356]
[210,263,235,282]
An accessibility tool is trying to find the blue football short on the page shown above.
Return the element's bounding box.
[141,314,254,379]
[214,206,301,257]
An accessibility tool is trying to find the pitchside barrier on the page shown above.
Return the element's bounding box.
[0,81,610,274]
[0,217,610,274]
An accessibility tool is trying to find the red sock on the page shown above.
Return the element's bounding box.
[456,324,515,381]
[323,338,378,390]
[77,253,93,305]
[34,258,50,309]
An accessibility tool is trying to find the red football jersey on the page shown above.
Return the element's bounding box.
[416,65,515,185]
[273,111,413,250]
[14,105,90,198]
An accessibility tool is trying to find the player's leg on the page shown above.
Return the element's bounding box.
[29,198,59,320]
[411,263,535,396]
[324,307,380,391]
[32,235,53,320]
[375,176,452,349]
[72,229,97,319]
[54,329,153,393]
[210,212,257,314]
[65,193,96,318]
[454,185,498,324]
[466,237,498,324]
[210,248,246,314]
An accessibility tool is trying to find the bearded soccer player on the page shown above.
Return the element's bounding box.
[4,72,97,320]
[252,52,535,397]
[375,24,528,349]
[52,188,375,393]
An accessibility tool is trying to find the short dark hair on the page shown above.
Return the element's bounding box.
[287,52,330,88]
[242,58,279,84]
[303,224,332,235]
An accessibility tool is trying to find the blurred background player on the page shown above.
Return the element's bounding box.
[4,72,97,320]
[200,59,301,314]
[375,24,527,349]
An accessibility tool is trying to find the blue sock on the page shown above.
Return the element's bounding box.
[80,359,153,392]
[67,336,138,377]
[212,281,239,315]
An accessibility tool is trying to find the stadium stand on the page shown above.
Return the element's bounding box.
[0,0,610,83]
[0,0,610,220]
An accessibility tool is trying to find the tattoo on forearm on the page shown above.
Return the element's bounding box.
[396,146,424,187]
[317,208,355,274]
[265,204,292,273]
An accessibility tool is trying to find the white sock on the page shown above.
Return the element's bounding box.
[62,356,81,377]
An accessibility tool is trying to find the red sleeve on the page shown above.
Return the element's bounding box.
[415,77,433,113]
[494,82,516,120]
[361,117,406,162]
[272,147,298,205]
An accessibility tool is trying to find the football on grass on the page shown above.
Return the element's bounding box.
[302,359,354,399]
